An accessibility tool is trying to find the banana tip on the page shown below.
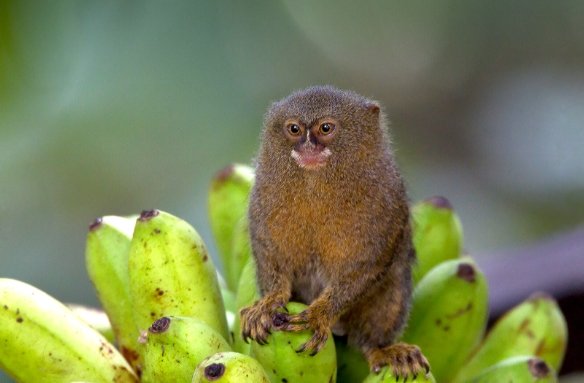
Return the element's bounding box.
[204,362,226,380]
[528,357,551,378]
[271,311,290,330]
[89,217,103,231]
[148,317,171,334]
[214,164,237,183]
[456,263,476,283]
[139,210,159,222]
[527,291,555,302]
[426,196,453,209]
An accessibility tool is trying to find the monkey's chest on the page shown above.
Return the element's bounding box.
[290,266,325,305]
[267,208,351,304]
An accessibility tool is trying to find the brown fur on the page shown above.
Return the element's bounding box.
[240,86,429,377]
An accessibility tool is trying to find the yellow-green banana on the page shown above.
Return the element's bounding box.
[67,304,115,344]
[208,163,255,291]
[141,316,231,382]
[362,367,436,383]
[232,258,260,355]
[191,352,270,383]
[85,215,142,371]
[250,302,337,383]
[400,257,488,383]
[452,293,567,383]
[229,214,253,294]
[0,278,138,383]
[221,284,237,314]
[128,209,230,343]
[463,356,557,383]
[411,196,463,285]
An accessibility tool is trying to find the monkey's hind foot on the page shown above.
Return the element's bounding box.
[366,342,430,381]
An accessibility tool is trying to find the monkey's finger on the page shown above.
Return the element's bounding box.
[285,312,310,324]
[406,348,430,378]
[390,354,399,377]
[241,321,251,342]
[282,322,310,332]
[309,338,327,357]
[262,318,272,335]
[400,352,410,376]
[296,330,328,356]
[269,298,288,313]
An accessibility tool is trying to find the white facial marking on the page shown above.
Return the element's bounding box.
[291,148,332,169]
[291,149,302,163]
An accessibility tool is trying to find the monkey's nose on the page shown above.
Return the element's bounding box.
[304,130,318,147]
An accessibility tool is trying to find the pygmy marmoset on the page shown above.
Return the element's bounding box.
[240,86,429,378]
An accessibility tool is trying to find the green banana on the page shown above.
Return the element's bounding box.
[221,285,237,314]
[334,336,369,383]
[0,278,138,383]
[191,351,270,382]
[208,163,255,291]
[362,367,436,383]
[400,257,488,383]
[232,258,260,355]
[411,196,463,285]
[463,356,557,383]
[452,292,567,383]
[128,209,230,342]
[229,214,253,293]
[67,304,115,344]
[85,215,142,371]
[141,316,232,382]
[250,302,337,383]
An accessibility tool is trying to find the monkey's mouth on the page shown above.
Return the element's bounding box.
[291,148,332,170]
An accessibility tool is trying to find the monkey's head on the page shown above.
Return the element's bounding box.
[261,86,386,171]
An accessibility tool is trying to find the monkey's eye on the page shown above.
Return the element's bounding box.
[287,124,302,136]
[319,123,335,135]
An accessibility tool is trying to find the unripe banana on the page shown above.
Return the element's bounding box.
[141,316,232,383]
[128,210,229,342]
[452,292,567,383]
[85,215,142,370]
[192,352,270,383]
[411,196,463,285]
[463,356,557,383]
[334,336,369,383]
[232,259,260,354]
[362,367,436,383]
[67,304,115,344]
[0,278,138,383]
[400,257,488,383]
[208,163,255,291]
[229,214,253,293]
[250,302,337,383]
[221,286,237,314]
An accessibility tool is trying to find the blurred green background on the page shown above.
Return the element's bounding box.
[1,1,584,381]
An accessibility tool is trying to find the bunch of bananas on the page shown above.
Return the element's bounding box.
[0,163,568,383]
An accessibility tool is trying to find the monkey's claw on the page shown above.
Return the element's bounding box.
[240,296,287,345]
[366,342,430,381]
[276,309,330,356]
[297,328,329,356]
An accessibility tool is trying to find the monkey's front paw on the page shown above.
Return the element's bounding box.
[276,309,330,356]
[240,296,287,345]
[366,342,430,380]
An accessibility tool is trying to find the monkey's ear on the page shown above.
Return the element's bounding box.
[365,101,380,116]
